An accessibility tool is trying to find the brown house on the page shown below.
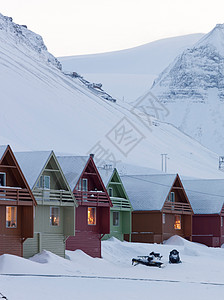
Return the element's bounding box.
[0,145,36,256]
[184,179,224,247]
[121,174,193,243]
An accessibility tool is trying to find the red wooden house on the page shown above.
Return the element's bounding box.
[184,179,224,247]
[122,174,193,243]
[57,154,112,257]
[0,145,36,256]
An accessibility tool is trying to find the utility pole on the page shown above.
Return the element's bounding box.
[161,154,168,173]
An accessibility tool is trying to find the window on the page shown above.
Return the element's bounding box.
[163,213,166,224]
[113,211,119,226]
[88,207,96,225]
[108,187,113,197]
[221,216,224,227]
[78,178,88,191]
[0,173,6,186]
[174,215,181,230]
[82,179,88,191]
[50,207,60,226]
[168,192,175,202]
[6,206,17,228]
[44,175,50,189]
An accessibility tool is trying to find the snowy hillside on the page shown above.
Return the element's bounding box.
[0,13,222,178]
[59,34,203,101]
[151,24,224,155]
[1,237,224,299]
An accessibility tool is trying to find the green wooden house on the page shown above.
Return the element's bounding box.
[15,151,77,258]
[98,166,132,241]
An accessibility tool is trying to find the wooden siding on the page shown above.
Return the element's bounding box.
[192,215,221,247]
[66,205,109,257]
[66,231,101,258]
[130,211,192,243]
[23,233,65,258]
[0,146,35,257]
[0,235,22,256]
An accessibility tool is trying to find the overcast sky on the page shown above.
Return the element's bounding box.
[1,0,224,57]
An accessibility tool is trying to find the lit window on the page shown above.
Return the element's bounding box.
[168,192,175,202]
[0,173,6,186]
[50,207,60,226]
[108,187,113,197]
[88,207,96,225]
[163,213,166,224]
[174,215,181,230]
[44,176,50,189]
[113,211,119,226]
[6,206,17,228]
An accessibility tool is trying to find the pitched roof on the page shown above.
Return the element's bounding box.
[15,151,52,188]
[97,167,114,186]
[121,174,177,211]
[57,156,89,190]
[0,145,8,161]
[183,179,224,214]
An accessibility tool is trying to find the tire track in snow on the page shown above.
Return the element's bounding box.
[0,273,223,287]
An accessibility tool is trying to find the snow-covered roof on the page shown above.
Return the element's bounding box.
[97,167,114,186]
[183,179,224,214]
[0,145,7,161]
[57,156,89,190]
[15,151,52,188]
[121,174,177,211]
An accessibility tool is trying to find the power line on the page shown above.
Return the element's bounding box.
[122,174,224,199]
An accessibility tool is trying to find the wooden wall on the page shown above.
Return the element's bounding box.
[0,205,22,256]
[192,215,221,247]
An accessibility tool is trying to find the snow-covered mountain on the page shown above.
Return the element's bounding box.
[59,34,203,101]
[151,24,224,155]
[0,13,222,178]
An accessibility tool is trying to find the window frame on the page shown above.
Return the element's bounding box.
[113,211,120,226]
[44,175,50,190]
[174,215,181,230]
[108,187,113,197]
[0,172,6,186]
[162,213,166,224]
[82,178,88,192]
[50,206,60,226]
[88,207,96,225]
[168,192,175,202]
[6,206,17,228]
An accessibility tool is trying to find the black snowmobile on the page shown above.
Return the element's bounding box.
[169,249,181,264]
[132,251,164,268]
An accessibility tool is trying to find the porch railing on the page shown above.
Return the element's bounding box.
[73,190,109,206]
[33,188,74,203]
[110,197,132,210]
[163,201,192,214]
[0,186,32,202]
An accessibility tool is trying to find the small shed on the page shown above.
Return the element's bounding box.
[121,174,193,243]
[57,155,112,258]
[15,151,76,258]
[183,179,224,247]
[0,145,36,256]
[98,167,132,241]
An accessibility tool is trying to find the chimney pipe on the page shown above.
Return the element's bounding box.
[90,153,94,158]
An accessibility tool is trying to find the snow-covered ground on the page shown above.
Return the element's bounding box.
[1,236,224,299]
